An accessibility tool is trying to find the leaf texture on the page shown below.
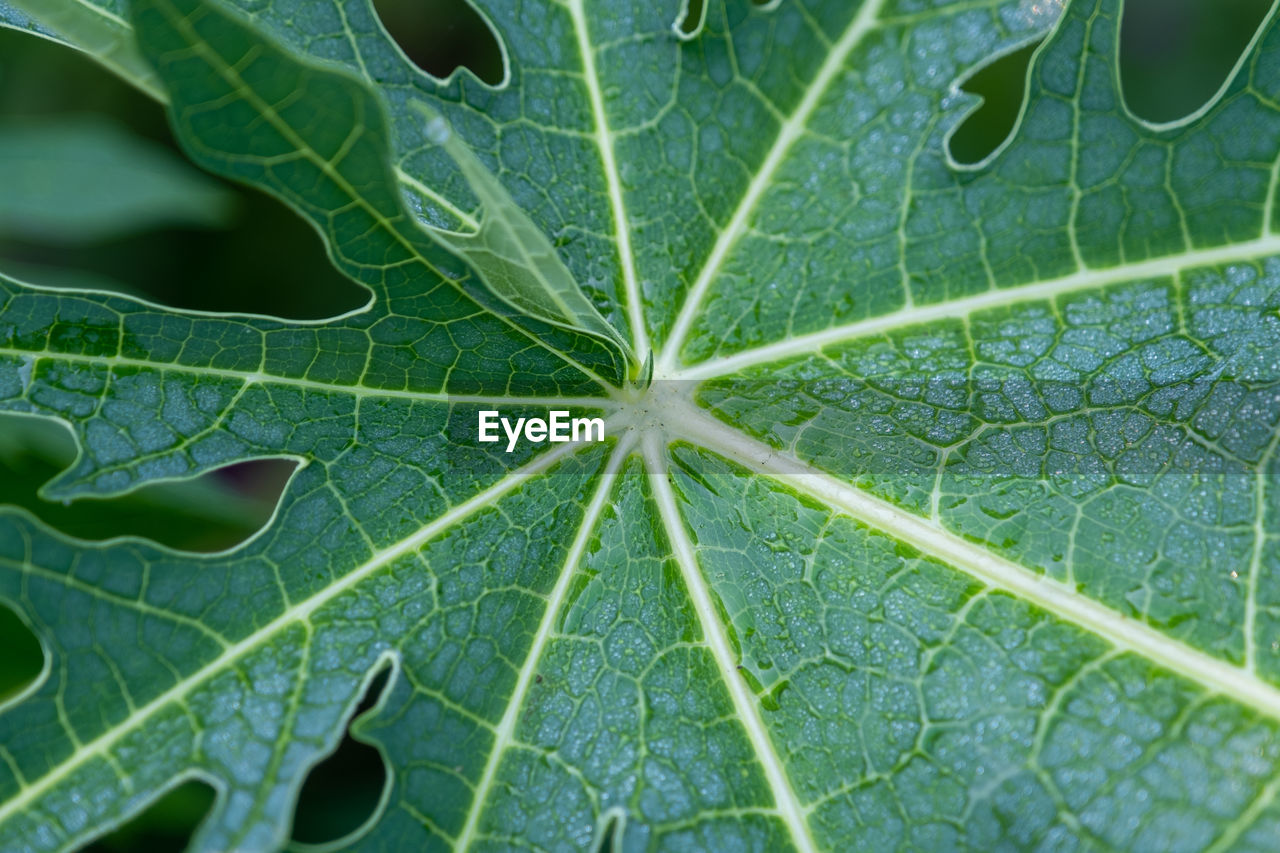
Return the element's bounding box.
[3,0,1280,850]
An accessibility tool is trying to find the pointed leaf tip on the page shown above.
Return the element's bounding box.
[409,101,637,375]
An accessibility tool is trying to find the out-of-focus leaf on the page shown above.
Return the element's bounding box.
[0,116,233,243]
[0,260,141,295]
[1,0,163,98]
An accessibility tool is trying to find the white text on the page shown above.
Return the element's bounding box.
[477,410,606,452]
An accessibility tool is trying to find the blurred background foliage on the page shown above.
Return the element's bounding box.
[0,0,1271,848]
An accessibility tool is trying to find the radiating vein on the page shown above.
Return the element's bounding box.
[565,0,650,361]
[674,401,1280,720]
[674,233,1280,380]
[657,0,887,373]
[0,431,611,826]
[644,433,817,853]
[455,436,631,851]
[1,346,615,409]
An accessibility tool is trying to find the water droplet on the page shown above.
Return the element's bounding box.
[426,116,451,146]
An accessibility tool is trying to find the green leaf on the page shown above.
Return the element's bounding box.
[2,0,164,99]
[4,0,1280,850]
[410,102,637,371]
[0,413,282,552]
[0,1,58,43]
[0,115,234,243]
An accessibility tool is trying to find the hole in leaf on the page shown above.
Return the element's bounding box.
[593,810,624,853]
[371,0,504,85]
[80,779,217,853]
[290,668,392,845]
[675,0,705,36]
[0,28,365,321]
[0,604,43,703]
[0,414,295,552]
[0,202,365,320]
[947,39,1042,166]
[1120,0,1272,124]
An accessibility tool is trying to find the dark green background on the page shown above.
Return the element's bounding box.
[0,0,1270,848]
